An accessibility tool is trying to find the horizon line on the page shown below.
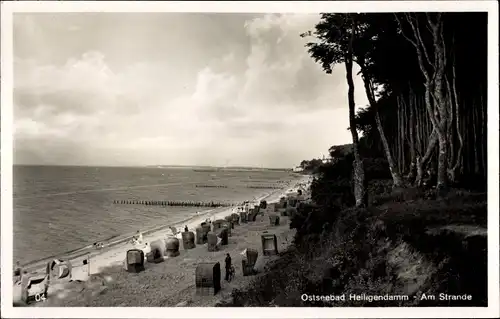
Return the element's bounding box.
[12,163,296,170]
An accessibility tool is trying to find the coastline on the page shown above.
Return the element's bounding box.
[15,175,310,306]
[18,177,297,274]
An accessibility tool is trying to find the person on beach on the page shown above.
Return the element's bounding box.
[224,253,232,281]
[14,261,22,282]
[184,225,188,232]
[133,230,143,244]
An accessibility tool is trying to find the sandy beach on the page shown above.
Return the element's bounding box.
[16,175,310,307]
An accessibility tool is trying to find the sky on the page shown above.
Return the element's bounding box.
[13,12,369,168]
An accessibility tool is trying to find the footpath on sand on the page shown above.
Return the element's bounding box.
[27,176,310,307]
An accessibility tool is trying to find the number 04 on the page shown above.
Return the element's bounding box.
[35,293,46,302]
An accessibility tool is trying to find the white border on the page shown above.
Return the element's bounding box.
[1,1,498,318]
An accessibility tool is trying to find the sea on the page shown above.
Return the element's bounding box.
[12,165,297,266]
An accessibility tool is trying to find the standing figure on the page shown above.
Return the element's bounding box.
[14,261,22,282]
[224,253,232,281]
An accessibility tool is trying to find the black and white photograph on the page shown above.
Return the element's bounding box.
[1,1,498,318]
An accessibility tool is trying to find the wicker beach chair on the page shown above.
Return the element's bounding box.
[181,231,196,250]
[124,249,145,273]
[195,262,221,296]
[165,237,180,257]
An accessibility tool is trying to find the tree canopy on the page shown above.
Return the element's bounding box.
[300,12,487,191]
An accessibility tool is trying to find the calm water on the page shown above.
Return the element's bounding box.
[13,165,294,265]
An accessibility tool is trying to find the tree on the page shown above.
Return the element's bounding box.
[395,13,451,194]
[302,13,367,207]
[302,13,404,189]
[361,12,487,190]
[299,159,324,174]
[304,12,487,195]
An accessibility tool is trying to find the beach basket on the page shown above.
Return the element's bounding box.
[267,202,276,212]
[20,273,49,304]
[287,198,298,208]
[260,200,267,209]
[182,231,196,250]
[245,248,259,265]
[195,226,206,245]
[247,209,258,222]
[212,219,225,232]
[279,197,287,207]
[47,259,72,281]
[207,231,219,252]
[224,215,234,228]
[195,262,221,296]
[252,211,258,221]
[217,228,229,245]
[239,211,248,223]
[269,214,280,226]
[165,237,180,257]
[261,234,278,256]
[221,222,232,237]
[148,239,165,263]
[231,213,240,225]
[242,259,255,276]
[125,249,145,273]
[201,222,211,234]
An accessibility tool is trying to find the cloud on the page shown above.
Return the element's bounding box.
[13,13,368,168]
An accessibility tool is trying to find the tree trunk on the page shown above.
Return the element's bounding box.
[480,90,486,175]
[346,17,367,208]
[472,98,479,174]
[430,15,450,194]
[397,13,450,194]
[375,111,404,187]
[407,91,417,183]
[413,89,422,158]
[361,72,404,188]
[445,76,455,169]
[449,55,463,182]
[402,97,407,174]
[415,128,438,186]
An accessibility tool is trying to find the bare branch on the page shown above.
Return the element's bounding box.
[425,12,442,30]
[394,14,418,48]
[439,19,448,71]
[402,13,431,83]
[413,14,435,70]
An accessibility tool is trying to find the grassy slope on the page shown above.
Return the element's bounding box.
[225,175,487,307]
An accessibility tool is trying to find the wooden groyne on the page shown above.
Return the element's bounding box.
[112,200,231,208]
[245,185,281,189]
[195,185,228,188]
[241,180,288,184]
